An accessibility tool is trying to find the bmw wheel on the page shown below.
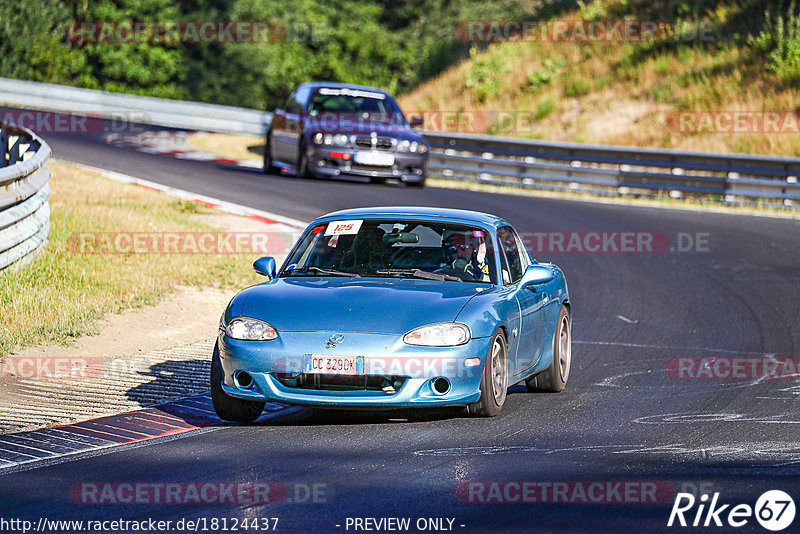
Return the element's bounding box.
[467,329,508,417]
[211,341,265,423]
[296,139,310,178]
[526,305,571,392]
[263,130,279,175]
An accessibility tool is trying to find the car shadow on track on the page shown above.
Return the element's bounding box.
[122,359,467,428]
[123,358,212,409]
[264,406,469,427]
[123,360,532,428]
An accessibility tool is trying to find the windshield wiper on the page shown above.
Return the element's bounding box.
[283,266,360,277]
[374,268,461,282]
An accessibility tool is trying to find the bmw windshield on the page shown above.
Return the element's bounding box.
[308,88,404,122]
[283,219,496,284]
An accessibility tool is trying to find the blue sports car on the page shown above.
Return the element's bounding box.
[212,207,571,421]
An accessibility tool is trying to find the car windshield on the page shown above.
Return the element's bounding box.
[282,219,496,284]
[308,88,403,120]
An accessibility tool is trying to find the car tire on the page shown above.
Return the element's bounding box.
[406,177,426,188]
[210,341,265,423]
[526,305,571,393]
[467,329,508,417]
[263,130,279,175]
[296,139,311,178]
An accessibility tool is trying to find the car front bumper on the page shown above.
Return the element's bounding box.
[217,331,488,408]
[307,146,427,184]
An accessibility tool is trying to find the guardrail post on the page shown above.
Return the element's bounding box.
[8,135,21,164]
[0,130,6,168]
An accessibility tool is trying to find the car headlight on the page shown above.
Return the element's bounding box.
[403,323,471,346]
[397,140,427,153]
[323,134,349,146]
[313,132,324,144]
[225,317,278,341]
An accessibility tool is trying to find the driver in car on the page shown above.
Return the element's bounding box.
[444,232,489,282]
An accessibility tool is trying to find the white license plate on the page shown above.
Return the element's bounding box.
[303,354,365,375]
[354,151,394,166]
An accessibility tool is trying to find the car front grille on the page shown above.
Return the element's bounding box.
[274,373,405,394]
[354,137,394,150]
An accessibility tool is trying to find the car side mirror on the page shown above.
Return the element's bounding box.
[253,256,277,279]
[521,264,554,289]
[410,116,424,128]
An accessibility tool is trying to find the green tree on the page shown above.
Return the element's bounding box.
[77,0,189,98]
[0,0,91,85]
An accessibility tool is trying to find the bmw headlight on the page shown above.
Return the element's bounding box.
[403,323,471,346]
[397,140,427,154]
[225,317,278,341]
[323,134,349,146]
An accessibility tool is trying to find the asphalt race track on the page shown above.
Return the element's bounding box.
[1,124,799,533]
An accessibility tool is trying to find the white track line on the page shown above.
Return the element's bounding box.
[63,161,309,230]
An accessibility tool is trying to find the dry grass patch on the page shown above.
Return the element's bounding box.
[0,161,262,355]
[398,0,800,156]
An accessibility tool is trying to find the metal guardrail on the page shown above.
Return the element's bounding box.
[0,124,51,271]
[0,77,272,136]
[423,131,800,204]
[2,78,798,204]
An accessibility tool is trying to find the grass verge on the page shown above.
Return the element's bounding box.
[0,161,261,356]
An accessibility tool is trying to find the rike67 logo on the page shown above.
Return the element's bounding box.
[668,490,795,531]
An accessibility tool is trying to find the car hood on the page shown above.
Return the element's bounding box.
[230,277,487,335]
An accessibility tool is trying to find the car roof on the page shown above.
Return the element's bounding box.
[312,206,511,229]
[297,81,391,96]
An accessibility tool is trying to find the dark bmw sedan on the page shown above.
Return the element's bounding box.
[264,82,429,187]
